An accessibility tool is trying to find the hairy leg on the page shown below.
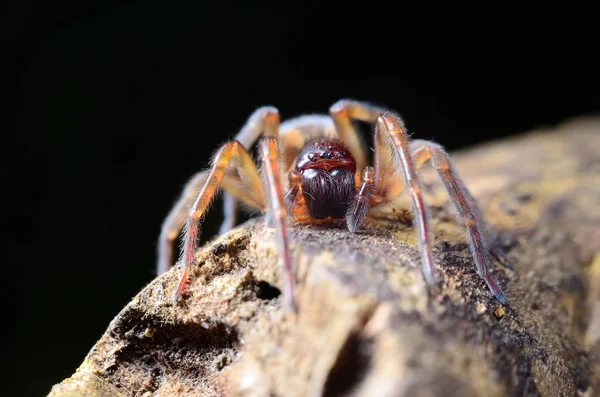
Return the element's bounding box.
[172,141,264,301]
[260,136,296,309]
[158,108,278,274]
[330,99,389,172]
[157,172,264,275]
[218,107,280,235]
[158,171,209,275]
[218,192,237,236]
[409,139,508,303]
[376,113,437,286]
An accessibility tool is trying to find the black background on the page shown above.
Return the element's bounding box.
[4,2,599,396]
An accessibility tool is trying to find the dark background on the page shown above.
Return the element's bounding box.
[4,2,599,396]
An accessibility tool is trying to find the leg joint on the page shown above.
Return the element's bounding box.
[259,136,279,159]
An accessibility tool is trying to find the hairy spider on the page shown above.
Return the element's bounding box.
[158,100,511,309]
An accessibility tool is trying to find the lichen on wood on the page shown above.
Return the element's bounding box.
[48,117,600,397]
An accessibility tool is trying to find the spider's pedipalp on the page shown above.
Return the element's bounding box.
[347,166,376,232]
[285,170,313,224]
[409,140,508,303]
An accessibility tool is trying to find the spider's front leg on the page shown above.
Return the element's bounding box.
[411,139,512,269]
[218,106,280,236]
[172,140,265,302]
[172,137,296,309]
[409,139,510,302]
[375,114,438,286]
[260,136,295,310]
[330,99,389,172]
[158,171,210,275]
[376,114,508,303]
[158,107,278,275]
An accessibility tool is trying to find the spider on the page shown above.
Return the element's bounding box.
[157,99,511,309]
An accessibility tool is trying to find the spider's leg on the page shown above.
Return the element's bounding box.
[260,136,296,310]
[234,106,280,146]
[330,99,406,202]
[376,113,437,286]
[157,172,264,275]
[330,99,389,172]
[490,246,513,270]
[218,189,237,236]
[158,171,209,275]
[158,108,278,274]
[409,139,508,303]
[344,113,409,232]
[347,166,376,232]
[172,141,265,302]
[218,106,280,236]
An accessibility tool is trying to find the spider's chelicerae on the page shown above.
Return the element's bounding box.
[158,99,511,309]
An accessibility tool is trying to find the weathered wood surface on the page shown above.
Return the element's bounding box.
[49,117,600,397]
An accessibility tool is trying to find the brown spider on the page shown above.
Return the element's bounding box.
[158,99,511,309]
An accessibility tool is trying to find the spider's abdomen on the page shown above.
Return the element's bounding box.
[296,139,356,220]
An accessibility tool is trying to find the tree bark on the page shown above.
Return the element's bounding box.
[49,117,600,397]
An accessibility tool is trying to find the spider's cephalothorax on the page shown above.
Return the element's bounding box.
[296,139,356,219]
[158,100,513,310]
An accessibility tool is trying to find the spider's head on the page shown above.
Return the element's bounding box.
[295,139,356,220]
[296,139,356,172]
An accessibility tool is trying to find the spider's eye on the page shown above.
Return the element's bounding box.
[336,151,345,158]
[322,151,334,159]
[308,153,317,161]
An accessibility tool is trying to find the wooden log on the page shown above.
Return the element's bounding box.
[48,117,600,397]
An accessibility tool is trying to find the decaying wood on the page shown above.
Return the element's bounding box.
[49,118,600,397]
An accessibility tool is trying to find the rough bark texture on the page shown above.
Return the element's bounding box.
[49,118,600,397]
